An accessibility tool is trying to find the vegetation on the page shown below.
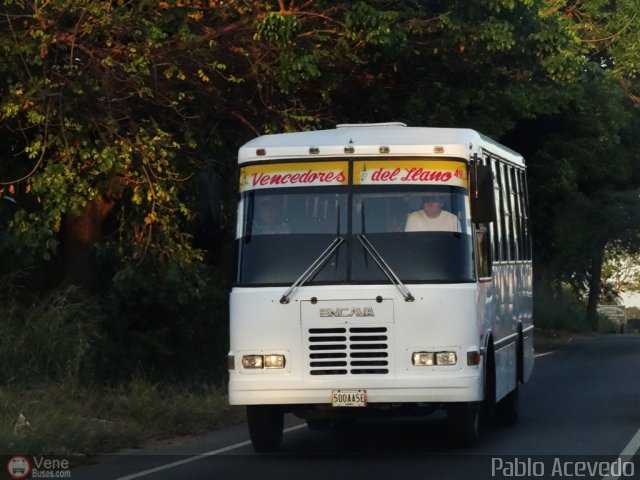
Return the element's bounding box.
[0,380,244,456]
[1,0,640,453]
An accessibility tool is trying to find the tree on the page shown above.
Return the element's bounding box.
[536,0,640,328]
[0,0,249,289]
[601,246,640,304]
[0,0,578,286]
[2,0,640,331]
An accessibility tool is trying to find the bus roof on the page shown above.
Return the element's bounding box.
[238,123,524,166]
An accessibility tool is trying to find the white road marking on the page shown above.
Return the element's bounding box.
[115,424,307,480]
[534,350,557,358]
[602,426,640,480]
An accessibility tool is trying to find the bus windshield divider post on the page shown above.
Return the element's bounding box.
[357,234,415,302]
[279,237,344,304]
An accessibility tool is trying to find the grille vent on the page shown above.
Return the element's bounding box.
[307,327,389,375]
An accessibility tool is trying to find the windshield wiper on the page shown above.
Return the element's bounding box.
[358,234,414,302]
[280,236,344,304]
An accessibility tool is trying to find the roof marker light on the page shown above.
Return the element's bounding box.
[433,146,445,154]
[344,145,355,154]
[379,146,390,154]
[309,147,320,154]
[256,148,266,156]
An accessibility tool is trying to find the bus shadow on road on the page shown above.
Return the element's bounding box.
[277,412,500,456]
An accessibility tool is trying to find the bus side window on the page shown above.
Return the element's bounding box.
[476,225,492,278]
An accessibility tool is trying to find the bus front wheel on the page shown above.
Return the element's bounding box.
[447,402,480,448]
[495,383,519,426]
[247,405,284,453]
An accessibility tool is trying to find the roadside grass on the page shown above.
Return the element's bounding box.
[534,287,620,334]
[0,278,242,458]
[0,380,245,457]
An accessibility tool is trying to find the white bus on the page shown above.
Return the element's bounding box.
[228,123,533,451]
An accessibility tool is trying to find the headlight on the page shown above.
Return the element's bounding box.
[242,355,264,369]
[264,354,286,369]
[412,351,457,366]
[241,354,286,369]
[412,352,435,366]
[435,351,457,366]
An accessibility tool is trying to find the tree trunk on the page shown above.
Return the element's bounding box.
[586,243,605,331]
[62,195,115,292]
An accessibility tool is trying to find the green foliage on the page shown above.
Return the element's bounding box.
[0,286,101,385]
[94,261,230,383]
[1,0,640,384]
[0,262,229,386]
[597,313,620,334]
[534,286,622,334]
[256,12,302,48]
[344,2,403,46]
[601,242,640,303]
[254,12,321,95]
[0,381,243,455]
[0,0,223,267]
[534,287,589,332]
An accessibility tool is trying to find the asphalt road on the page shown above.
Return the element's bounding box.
[73,334,640,480]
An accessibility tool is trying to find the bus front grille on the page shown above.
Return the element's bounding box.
[307,327,389,375]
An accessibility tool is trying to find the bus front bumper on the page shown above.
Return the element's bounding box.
[229,375,483,406]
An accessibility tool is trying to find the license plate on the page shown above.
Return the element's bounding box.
[331,389,367,407]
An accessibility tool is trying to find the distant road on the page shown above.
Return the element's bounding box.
[74,335,640,480]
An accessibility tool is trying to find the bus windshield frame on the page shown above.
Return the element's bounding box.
[235,157,475,287]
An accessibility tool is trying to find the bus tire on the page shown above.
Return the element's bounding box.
[247,405,284,453]
[481,343,496,426]
[496,335,522,426]
[495,383,519,426]
[447,402,480,448]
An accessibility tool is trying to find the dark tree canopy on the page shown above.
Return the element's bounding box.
[1,0,640,331]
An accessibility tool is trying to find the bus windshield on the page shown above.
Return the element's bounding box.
[236,186,474,286]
